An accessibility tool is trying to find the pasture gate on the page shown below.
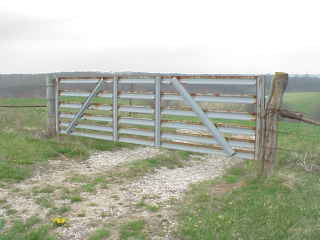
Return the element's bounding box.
[47,74,265,160]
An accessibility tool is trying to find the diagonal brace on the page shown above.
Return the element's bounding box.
[171,78,235,156]
[65,79,104,134]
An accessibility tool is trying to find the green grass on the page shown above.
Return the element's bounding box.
[283,92,320,118]
[119,220,146,240]
[177,163,320,240]
[87,228,110,240]
[0,216,56,240]
[135,199,160,212]
[47,205,71,217]
[0,98,47,106]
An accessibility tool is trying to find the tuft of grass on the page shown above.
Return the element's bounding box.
[32,185,56,194]
[48,205,71,216]
[35,197,55,209]
[87,228,110,240]
[6,209,18,216]
[119,151,191,180]
[0,216,56,240]
[135,200,160,212]
[119,219,146,240]
[0,218,5,231]
[69,193,82,203]
[80,183,96,193]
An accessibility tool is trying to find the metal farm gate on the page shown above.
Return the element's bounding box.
[49,74,265,160]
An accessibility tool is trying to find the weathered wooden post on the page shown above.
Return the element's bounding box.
[47,76,57,137]
[260,72,288,177]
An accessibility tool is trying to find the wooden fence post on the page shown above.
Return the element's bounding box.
[47,76,57,137]
[260,72,288,177]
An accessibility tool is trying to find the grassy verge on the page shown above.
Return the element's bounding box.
[119,219,146,240]
[177,162,320,240]
[0,216,56,240]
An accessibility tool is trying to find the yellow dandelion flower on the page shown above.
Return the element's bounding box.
[52,217,66,226]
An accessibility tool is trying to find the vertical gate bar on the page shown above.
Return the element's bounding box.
[55,77,60,135]
[171,77,235,156]
[155,77,161,147]
[255,75,266,160]
[113,74,119,142]
[47,76,57,137]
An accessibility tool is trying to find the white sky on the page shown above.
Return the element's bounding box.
[0,0,319,74]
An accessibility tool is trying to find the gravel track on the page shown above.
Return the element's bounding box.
[0,146,242,240]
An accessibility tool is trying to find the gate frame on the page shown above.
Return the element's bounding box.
[47,73,266,160]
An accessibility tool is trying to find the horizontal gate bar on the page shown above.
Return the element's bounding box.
[161,142,254,159]
[162,78,256,85]
[119,79,156,84]
[61,80,102,84]
[161,133,254,149]
[60,113,113,122]
[119,106,154,114]
[60,122,113,132]
[117,106,255,120]
[60,115,255,136]
[119,94,155,100]
[161,95,256,104]
[162,109,255,121]
[162,95,256,104]
[60,91,112,98]
[119,118,155,126]
[60,131,113,141]
[161,121,255,136]
[118,117,255,136]
[60,78,256,85]
[118,94,256,104]
[119,128,155,137]
[119,137,154,146]
[60,91,255,104]
[58,74,256,79]
[60,103,112,111]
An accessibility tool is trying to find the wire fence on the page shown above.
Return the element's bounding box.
[0,105,47,108]
[0,84,319,170]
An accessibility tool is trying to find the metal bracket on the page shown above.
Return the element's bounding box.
[170,78,235,156]
[65,78,104,134]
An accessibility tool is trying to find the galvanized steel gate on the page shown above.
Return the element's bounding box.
[53,74,265,160]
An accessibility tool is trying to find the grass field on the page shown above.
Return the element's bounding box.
[0,92,320,239]
[283,91,320,119]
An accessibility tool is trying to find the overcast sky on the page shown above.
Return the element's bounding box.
[0,0,319,74]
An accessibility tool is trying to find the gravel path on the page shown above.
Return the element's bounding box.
[125,155,241,202]
[0,146,242,240]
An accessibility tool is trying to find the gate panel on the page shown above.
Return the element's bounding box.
[56,74,264,160]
